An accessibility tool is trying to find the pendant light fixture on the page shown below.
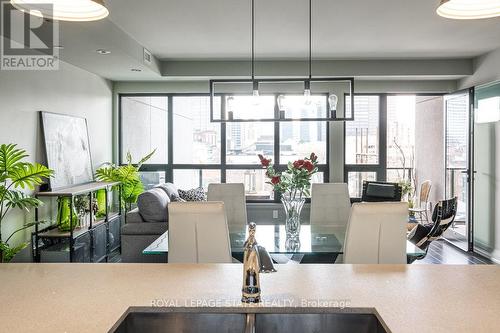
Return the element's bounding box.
[250,0,260,105]
[303,0,313,106]
[209,0,354,123]
[10,0,109,22]
[437,0,500,19]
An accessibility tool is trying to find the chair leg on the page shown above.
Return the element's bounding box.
[418,211,424,224]
[423,209,429,224]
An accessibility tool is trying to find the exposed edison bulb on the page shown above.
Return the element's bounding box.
[252,81,260,106]
[328,93,338,118]
[226,96,235,112]
[277,94,286,111]
[328,93,338,111]
[304,89,312,106]
[303,80,312,106]
[252,89,261,106]
[226,96,235,120]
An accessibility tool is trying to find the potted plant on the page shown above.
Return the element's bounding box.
[0,144,53,262]
[95,150,155,213]
[74,194,95,228]
[258,152,318,237]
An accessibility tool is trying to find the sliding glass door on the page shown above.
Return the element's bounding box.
[473,82,500,258]
[443,90,473,251]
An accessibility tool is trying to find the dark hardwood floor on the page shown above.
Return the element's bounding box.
[414,239,493,265]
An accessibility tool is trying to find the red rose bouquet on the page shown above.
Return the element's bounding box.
[258,152,319,199]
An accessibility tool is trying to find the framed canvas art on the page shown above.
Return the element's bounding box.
[40,112,94,190]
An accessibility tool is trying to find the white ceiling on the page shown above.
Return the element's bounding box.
[6,0,494,81]
[106,0,500,60]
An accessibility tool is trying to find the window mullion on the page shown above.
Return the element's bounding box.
[221,94,227,183]
[379,94,387,181]
[274,94,280,166]
[118,95,123,165]
[167,95,174,182]
[274,93,281,203]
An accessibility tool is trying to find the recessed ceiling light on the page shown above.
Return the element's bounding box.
[96,49,111,55]
[10,0,109,22]
[437,0,500,19]
[131,68,142,72]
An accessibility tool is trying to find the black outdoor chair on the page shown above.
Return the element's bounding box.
[407,197,458,263]
[361,181,402,202]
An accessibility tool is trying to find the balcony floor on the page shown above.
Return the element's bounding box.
[415,239,493,265]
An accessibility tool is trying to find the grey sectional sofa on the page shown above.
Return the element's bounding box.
[121,183,180,263]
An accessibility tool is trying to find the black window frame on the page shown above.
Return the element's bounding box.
[344,93,446,200]
[118,93,330,203]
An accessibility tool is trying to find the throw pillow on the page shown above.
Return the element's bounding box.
[178,187,207,201]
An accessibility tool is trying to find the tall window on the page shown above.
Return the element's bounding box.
[121,96,168,164]
[279,95,327,164]
[226,169,274,200]
[386,96,416,183]
[172,96,221,164]
[120,94,329,201]
[225,96,275,165]
[345,96,380,165]
[345,94,443,199]
[345,95,381,197]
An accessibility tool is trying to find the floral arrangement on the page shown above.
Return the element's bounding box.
[258,152,319,199]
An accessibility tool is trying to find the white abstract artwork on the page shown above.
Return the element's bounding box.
[41,112,93,189]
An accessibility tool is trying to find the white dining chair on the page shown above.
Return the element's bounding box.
[168,201,232,263]
[409,180,432,223]
[343,202,408,264]
[310,183,351,228]
[207,183,247,232]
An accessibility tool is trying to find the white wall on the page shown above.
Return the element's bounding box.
[459,46,500,89]
[415,96,445,206]
[0,61,112,248]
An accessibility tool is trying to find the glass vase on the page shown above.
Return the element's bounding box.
[96,189,107,218]
[285,235,301,252]
[57,197,79,232]
[281,193,305,238]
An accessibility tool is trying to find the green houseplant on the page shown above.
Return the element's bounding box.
[0,144,53,262]
[95,150,155,213]
[73,193,97,228]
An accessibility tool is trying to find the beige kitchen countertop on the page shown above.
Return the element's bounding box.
[0,263,499,332]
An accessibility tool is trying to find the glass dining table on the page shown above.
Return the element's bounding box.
[143,223,425,264]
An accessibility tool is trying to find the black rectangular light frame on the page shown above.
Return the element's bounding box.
[209,77,355,122]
